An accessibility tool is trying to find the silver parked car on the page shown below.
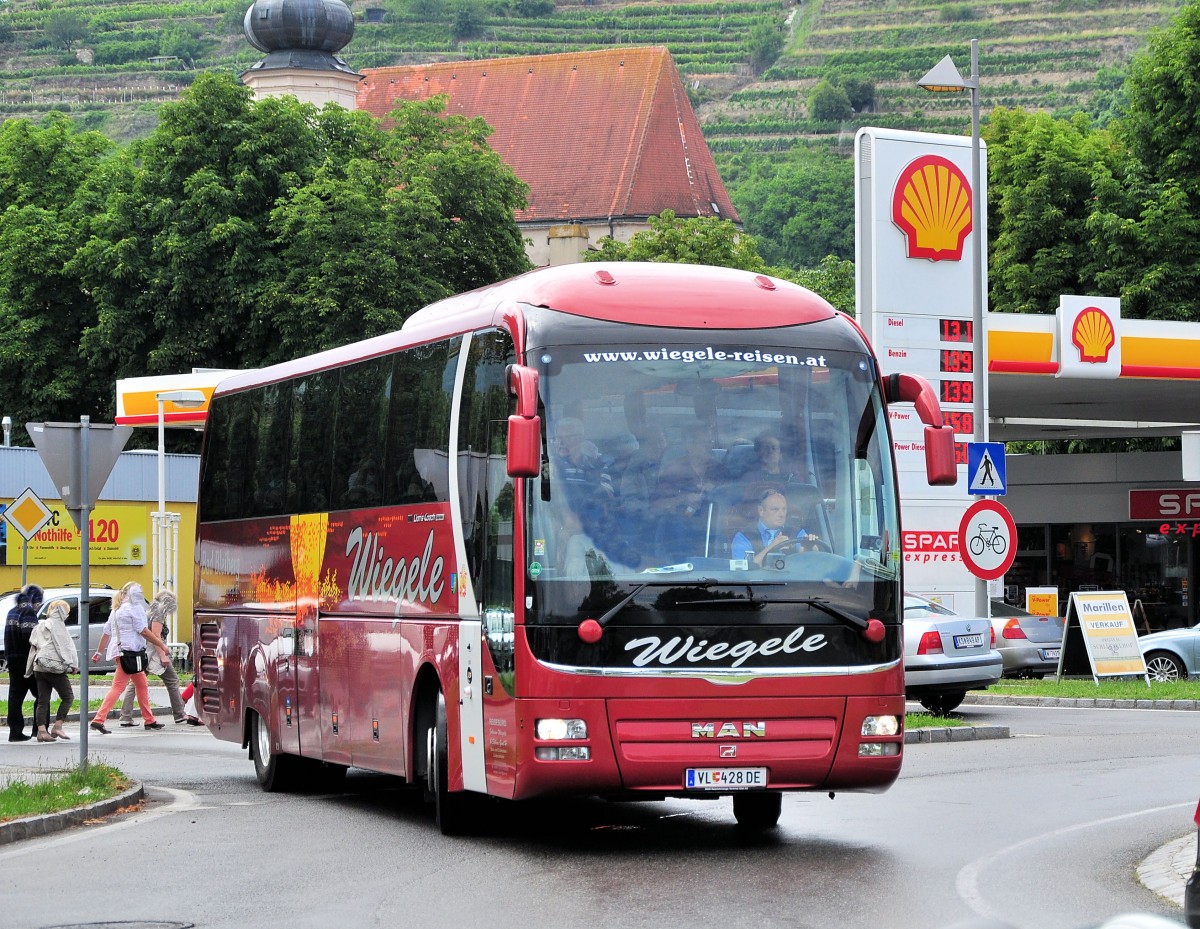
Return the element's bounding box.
[1137,622,1200,681]
[904,593,1003,715]
[0,586,117,673]
[989,598,1065,678]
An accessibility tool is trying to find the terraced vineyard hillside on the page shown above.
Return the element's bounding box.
[0,0,1182,160]
[702,0,1180,156]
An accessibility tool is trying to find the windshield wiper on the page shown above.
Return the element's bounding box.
[737,595,872,634]
[578,579,721,642]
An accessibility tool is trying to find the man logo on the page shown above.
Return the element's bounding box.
[691,722,767,738]
[892,154,973,262]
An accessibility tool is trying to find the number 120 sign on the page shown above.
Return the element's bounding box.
[958,499,1017,580]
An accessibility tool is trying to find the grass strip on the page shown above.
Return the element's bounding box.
[0,763,131,823]
[905,712,965,729]
[984,677,1200,700]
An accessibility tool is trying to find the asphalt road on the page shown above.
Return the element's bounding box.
[1,702,1195,929]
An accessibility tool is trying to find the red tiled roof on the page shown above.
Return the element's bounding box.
[358,47,739,226]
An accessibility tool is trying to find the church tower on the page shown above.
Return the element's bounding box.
[241,0,361,108]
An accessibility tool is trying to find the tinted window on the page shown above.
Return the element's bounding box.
[288,373,337,515]
[331,356,394,510]
[382,339,460,507]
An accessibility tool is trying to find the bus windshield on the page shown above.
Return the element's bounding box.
[525,336,900,624]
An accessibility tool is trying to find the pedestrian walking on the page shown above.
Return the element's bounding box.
[27,599,78,742]
[5,584,42,742]
[88,582,171,734]
[118,589,187,726]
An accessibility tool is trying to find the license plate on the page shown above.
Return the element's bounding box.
[954,633,983,648]
[1041,648,1061,660]
[684,767,768,790]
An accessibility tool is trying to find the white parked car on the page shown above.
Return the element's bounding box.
[0,586,117,673]
[903,593,1003,715]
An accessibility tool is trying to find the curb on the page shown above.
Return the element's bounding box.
[905,724,1009,743]
[0,780,144,846]
[965,694,1200,711]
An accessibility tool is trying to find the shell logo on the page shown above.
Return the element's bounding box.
[892,155,973,261]
[1070,307,1116,363]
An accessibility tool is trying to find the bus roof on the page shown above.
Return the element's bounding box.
[214,263,838,396]
[404,262,837,331]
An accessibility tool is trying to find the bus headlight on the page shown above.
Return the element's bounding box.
[535,718,588,740]
[861,715,900,737]
[859,742,901,757]
[535,746,591,761]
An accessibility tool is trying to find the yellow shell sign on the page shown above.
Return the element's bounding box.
[1071,306,1116,364]
[891,154,973,261]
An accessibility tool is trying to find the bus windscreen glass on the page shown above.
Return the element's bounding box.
[525,341,900,638]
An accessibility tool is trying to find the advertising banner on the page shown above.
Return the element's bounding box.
[1058,590,1149,684]
[5,503,147,566]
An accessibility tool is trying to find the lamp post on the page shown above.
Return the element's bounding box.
[154,390,206,596]
[919,40,990,618]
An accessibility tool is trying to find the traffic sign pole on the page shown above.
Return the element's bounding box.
[26,416,132,767]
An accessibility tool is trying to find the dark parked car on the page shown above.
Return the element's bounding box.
[989,598,1065,678]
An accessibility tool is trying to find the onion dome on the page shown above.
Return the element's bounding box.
[244,0,354,55]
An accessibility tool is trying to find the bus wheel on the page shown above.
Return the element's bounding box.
[430,692,470,836]
[251,711,296,792]
[733,791,782,829]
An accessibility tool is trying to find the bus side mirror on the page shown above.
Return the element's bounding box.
[884,372,958,487]
[507,415,541,477]
[506,364,541,477]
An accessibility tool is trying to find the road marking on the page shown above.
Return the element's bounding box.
[956,800,1195,922]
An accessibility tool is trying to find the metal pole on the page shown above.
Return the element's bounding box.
[78,416,91,767]
[20,537,27,588]
[155,397,166,595]
[969,38,989,620]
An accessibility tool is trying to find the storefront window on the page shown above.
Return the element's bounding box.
[1120,525,1190,630]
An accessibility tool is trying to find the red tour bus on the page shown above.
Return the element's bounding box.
[193,261,955,833]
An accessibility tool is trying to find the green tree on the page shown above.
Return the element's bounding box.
[808,80,851,122]
[731,147,854,267]
[984,107,1123,315]
[772,255,855,316]
[160,23,209,68]
[73,75,530,387]
[44,11,88,50]
[0,116,115,428]
[585,210,767,271]
[1086,0,1200,322]
[746,21,784,75]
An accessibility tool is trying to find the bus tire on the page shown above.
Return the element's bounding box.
[733,791,782,829]
[251,710,297,792]
[431,692,470,836]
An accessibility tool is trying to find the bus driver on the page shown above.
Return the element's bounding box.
[730,488,818,568]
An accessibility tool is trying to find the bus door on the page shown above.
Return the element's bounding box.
[455,329,518,795]
[273,612,302,757]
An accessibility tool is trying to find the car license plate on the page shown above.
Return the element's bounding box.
[684,767,768,790]
[1041,648,1061,660]
[954,633,983,648]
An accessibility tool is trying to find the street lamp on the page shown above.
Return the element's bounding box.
[919,40,990,618]
[154,389,206,596]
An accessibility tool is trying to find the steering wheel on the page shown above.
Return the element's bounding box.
[797,535,832,553]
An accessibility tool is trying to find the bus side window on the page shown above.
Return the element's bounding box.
[383,339,458,507]
[288,373,336,515]
[331,356,393,510]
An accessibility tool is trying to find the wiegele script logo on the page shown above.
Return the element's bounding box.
[891,154,973,262]
[1070,306,1116,364]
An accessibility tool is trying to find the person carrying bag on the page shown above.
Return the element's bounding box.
[118,589,189,727]
[88,582,171,734]
[28,599,79,742]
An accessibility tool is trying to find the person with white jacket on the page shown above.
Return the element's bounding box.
[27,599,79,742]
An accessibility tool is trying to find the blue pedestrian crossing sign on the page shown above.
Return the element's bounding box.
[967,442,1006,495]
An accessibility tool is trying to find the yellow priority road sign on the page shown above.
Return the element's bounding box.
[3,487,54,541]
